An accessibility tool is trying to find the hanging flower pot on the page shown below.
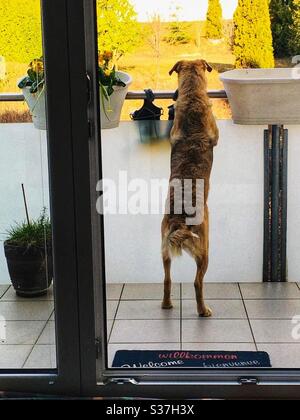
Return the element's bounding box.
[99,52,132,129]
[21,86,46,130]
[18,58,46,130]
[100,71,132,129]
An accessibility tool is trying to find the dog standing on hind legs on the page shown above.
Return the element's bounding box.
[161,59,219,317]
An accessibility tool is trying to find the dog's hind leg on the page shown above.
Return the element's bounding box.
[194,255,212,317]
[162,250,173,310]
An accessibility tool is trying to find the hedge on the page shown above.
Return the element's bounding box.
[0,0,42,63]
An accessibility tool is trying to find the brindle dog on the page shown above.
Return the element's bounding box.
[161,60,219,317]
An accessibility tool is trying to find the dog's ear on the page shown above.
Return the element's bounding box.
[196,60,213,73]
[169,61,184,76]
[203,60,213,73]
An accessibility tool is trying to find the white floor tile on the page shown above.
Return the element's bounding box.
[107,301,119,320]
[182,300,247,319]
[258,344,300,369]
[36,321,56,345]
[251,320,300,343]
[0,285,10,299]
[240,283,300,300]
[0,301,54,321]
[107,320,113,338]
[0,321,46,345]
[182,320,254,343]
[116,300,180,320]
[0,345,32,368]
[245,299,300,319]
[24,345,56,369]
[182,283,241,300]
[106,284,123,300]
[110,320,180,344]
[122,284,180,300]
[181,343,257,352]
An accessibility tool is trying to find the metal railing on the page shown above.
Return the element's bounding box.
[0,90,228,103]
[0,93,24,102]
[126,90,228,100]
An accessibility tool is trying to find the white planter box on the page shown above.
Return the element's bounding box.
[100,71,132,129]
[221,68,300,125]
[22,86,46,130]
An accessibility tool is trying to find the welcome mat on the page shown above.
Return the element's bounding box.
[113,350,272,369]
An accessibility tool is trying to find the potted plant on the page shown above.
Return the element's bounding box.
[4,208,53,298]
[99,51,132,129]
[18,57,46,130]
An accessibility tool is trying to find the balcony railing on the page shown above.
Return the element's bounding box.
[0,90,228,103]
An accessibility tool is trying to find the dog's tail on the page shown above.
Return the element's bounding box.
[167,227,199,257]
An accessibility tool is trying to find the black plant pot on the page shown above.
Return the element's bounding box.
[4,242,53,298]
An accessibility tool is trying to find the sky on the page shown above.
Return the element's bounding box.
[131,0,239,22]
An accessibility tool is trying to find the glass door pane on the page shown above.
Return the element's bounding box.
[91,0,300,376]
[0,0,56,370]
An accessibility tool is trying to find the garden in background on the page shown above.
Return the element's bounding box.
[0,0,300,122]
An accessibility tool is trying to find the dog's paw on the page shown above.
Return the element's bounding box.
[199,307,213,318]
[162,301,174,310]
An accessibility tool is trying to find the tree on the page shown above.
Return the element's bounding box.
[164,6,192,45]
[147,14,162,88]
[205,0,223,39]
[270,0,293,58]
[290,0,300,55]
[147,14,162,62]
[97,0,140,63]
[233,0,275,68]
[0,0,42,63]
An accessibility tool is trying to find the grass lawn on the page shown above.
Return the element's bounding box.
[119,21,235,120]
[0,62,31,122]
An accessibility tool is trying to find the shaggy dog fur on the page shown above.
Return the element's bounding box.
[161,59,219,317]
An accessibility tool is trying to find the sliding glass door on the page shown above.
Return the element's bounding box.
[0,0,88,395]
[84,0,300,399]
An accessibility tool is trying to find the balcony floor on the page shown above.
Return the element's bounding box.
[0,285,55,369]
[1,283,300,369]
[106,282,300,369]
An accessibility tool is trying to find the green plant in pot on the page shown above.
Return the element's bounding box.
[18,57,46,130]
[98,51,132,129]
[4,208,53,298]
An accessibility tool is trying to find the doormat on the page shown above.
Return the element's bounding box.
[112,350,272,369]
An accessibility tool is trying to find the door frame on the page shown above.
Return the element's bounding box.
[0,0,91,395]
[79,0,300,399]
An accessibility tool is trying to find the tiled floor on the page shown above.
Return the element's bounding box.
[0,285,55,369]
[107,283,300,368]
[1,283,300,369]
